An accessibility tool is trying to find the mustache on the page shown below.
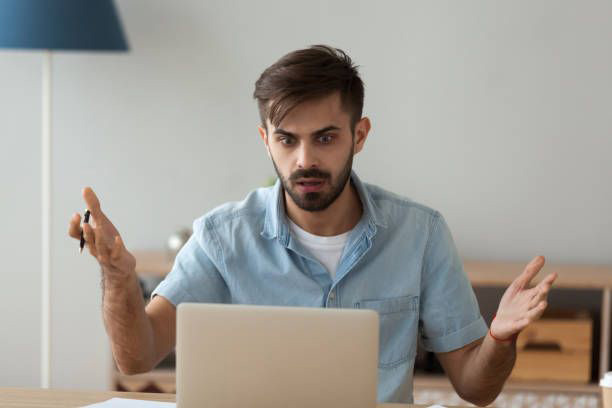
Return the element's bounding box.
[289,169,330,181]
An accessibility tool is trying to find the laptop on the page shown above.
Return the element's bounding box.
[176,303,379,408]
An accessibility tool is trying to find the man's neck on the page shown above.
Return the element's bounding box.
[284,180,363,236]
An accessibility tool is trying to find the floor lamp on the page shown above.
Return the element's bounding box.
[0,0,128,388]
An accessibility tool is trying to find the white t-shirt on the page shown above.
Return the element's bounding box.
[288,218,351,280]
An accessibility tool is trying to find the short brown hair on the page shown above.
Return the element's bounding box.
[253,45,364,132]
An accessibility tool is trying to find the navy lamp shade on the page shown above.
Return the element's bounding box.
[0,0,128,51]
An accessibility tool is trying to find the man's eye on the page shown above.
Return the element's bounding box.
[318,134,334,144]
[279,137,295,145]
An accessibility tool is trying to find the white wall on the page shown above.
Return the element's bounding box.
[1,0,610,389]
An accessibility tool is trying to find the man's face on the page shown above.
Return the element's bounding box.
[259,92,360,212]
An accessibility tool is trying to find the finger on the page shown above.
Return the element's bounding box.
[527,300,548,321]
[536,272,558,291]
[82,187,106,225]
[68,213,82,239]
[516,256,546,290]
[514,301,548,330]
[528,289,548,308]
[82,223,98,258]
[528,272,556,297]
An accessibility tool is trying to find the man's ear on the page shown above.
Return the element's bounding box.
[258,125,272,159]
[353,117,371,155]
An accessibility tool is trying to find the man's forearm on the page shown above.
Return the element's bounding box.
[101,270,156,374]
[459,333,516,406]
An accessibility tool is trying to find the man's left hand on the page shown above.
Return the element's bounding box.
[490,256,558,341]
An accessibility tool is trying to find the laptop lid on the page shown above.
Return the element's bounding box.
[176,303,379,408]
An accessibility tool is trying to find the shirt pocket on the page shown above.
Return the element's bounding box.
[354,295,419,368]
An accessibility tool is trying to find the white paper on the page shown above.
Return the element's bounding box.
[82,398,444,408]
[80,397,176,408]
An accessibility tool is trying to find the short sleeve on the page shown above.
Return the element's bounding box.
[151,217,230,306]
[419,212,487,352]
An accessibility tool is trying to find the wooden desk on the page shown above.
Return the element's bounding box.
[0,388,175,407]
[0,387,449,408]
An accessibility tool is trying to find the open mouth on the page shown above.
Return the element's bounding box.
[296,178,325,192]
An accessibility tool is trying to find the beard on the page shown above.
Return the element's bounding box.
[271,146,354,212]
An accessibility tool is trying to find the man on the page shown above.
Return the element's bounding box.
[68,45,557,405]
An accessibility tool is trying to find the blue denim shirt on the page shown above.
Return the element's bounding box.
[152,171,487,403]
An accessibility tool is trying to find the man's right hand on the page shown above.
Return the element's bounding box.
[68,187,136,284]
[68,187,176,374]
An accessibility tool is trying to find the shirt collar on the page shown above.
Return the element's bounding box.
[261,171,387,243]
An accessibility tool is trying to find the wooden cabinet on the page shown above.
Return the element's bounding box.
[512,315,593,383]
[463,260,612,379]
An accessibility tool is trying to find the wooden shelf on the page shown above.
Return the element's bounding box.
[463,259,612,378]
[464,260,612,289]
[129,251,612,382]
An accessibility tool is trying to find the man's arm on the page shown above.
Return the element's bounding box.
[102,273,176,374]
[69,187,176,374]
[145,295,177,370]
[436,333,515,406]
[435,256,557,407]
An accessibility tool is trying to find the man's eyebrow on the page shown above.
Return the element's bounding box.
[273,125,341,137]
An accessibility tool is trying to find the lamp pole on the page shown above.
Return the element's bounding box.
[41,49,52,388]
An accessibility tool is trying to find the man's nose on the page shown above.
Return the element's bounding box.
[296,143,319,169]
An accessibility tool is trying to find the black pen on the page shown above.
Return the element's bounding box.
[79,210,91,253]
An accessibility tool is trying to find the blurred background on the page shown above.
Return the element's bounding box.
[0,0,610,400]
